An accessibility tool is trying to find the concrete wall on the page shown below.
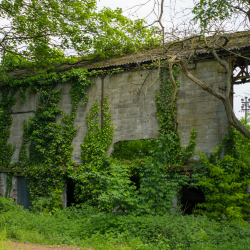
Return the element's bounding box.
[177,60,228,160]
[0,173,18,202]
[5,59,228,165]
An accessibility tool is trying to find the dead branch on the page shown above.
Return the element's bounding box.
[179,59,250,139]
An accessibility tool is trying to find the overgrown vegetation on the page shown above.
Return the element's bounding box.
[0,86,17,168]
[67,65,197,215]
[0,51,250,249]
[192,119,250,221]
[1,198,250,250]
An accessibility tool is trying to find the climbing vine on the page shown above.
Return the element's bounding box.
[0,86,17,169]
[71,64,198,214]
[80,97,114,166]
[0,68,93,208]
[72,98,114,206]
[156,65,197,164]
[134,64,197,214]
[19,69,92,206]
[0,61,198,213]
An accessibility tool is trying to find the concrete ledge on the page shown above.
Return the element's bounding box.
[1,167,79,173]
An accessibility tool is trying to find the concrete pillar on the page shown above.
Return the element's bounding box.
[171,195,178,212]
[10,176,18,203]
[61,184,67,208]
[0,173,7,197]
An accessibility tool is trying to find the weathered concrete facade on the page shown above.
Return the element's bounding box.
[0,58,230,207]
[7,59,228,165]
[177,60,228,160]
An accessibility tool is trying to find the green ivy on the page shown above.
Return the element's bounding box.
[192,126,250,221]
[0,86,17,169]
[74,64,198,215]
[80,97,114,166]
[112,139,157,160]
[19,69,92,206]
[156,66,197,163]
[5,173,13,198]
[73,98,115,207]
[134,65,197,214]
[0,63,198,214]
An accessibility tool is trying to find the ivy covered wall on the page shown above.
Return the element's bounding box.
[4,59,228,166]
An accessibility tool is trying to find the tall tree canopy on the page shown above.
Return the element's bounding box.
[0,0,159,70]
[193,0,250,28]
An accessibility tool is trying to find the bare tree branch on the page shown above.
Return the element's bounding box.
[179,58,250,139]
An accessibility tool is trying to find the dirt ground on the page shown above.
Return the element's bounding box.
[3,241,92,250]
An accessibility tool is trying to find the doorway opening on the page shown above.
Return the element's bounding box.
[180,186,205,215]
[17,177,30,209]
[66,178,79,207]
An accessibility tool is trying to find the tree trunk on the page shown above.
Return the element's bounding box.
[179,59,250,140]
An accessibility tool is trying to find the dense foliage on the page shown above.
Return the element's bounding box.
[0,87,17,168]
[1,199,250,249]
[80,97,114,166]
[68,65,197,215]
[112,139,157,160]
[0,0,159,72]
[0,68,93,210]
[192,119,250,221]
[193,0,250,28]
[234,118,250,165]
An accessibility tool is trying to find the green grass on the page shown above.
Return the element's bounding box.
[1,199,250,250]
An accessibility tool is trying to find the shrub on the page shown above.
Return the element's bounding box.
[0,196,18,213]
[193,123,250,221]
[1,205,250,249]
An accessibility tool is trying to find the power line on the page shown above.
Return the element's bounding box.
[241,96,250,119]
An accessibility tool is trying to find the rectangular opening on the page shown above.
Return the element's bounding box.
[17,177,30,209]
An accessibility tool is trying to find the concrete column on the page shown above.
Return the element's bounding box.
[171,195,178,212]
[0,173,7,197]
[61,184,67,208]
[10,176,18,203]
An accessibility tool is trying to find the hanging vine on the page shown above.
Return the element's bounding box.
[156,63,197,164]
[0,61,198,213]
[0,86,17,169]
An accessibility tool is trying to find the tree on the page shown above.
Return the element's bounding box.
[0,0,159,71]
[193,0,250,28]
[127,0,250,139]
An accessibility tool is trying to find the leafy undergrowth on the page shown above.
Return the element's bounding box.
[1,198,250,250]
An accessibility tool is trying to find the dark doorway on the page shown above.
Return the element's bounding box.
[17,177,30,209]
[181,186,205,215]
[130,175,140,190]
[66,178,79,207]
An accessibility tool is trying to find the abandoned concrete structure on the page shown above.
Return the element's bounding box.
[1,31,250,208]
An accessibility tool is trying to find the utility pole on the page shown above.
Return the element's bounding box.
[241,96,250,119]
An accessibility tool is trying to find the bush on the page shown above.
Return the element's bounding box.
[112,139,157,160]
[0,196,18,213]
[0,205,250,249]
[31,189,63,213]
[193,123,250,221]
[72,159,138,213]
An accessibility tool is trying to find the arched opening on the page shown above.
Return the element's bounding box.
[181,186,205,215]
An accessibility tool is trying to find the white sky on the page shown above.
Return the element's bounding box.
[98,0,250,119]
